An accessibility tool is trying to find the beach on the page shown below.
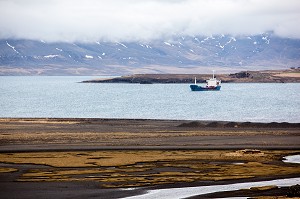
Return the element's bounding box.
[0,118,299,198]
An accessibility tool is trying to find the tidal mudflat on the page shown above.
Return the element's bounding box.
[0,118,299,198]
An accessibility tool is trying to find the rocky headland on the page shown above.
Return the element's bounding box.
[82,69,300,84]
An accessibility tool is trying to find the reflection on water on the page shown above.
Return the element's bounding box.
[124,177,300,199]
[283,155,300,164]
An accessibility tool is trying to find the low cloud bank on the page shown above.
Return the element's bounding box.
[0,0,299,42]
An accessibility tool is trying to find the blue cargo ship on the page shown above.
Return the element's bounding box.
[190,71,221,91]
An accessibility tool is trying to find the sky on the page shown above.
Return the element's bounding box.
[0,0,300,42]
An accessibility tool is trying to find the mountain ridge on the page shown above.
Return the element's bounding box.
[1,33,300,75]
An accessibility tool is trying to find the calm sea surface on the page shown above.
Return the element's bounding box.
[0,76,299,123]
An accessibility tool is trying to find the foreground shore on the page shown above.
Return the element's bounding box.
[0,118,299,151]
[0,118,299,198]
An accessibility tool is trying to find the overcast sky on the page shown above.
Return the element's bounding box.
[0,0,300,42]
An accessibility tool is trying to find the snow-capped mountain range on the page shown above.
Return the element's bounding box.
[1,33,300,75]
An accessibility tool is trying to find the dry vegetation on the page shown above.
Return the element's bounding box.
[0,150,299,188]
[0,118,299,195]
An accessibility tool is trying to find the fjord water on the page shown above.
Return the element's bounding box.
[0,76,299,123]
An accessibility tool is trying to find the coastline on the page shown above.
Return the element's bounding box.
[0,118,299,199]
[81,69,300,84]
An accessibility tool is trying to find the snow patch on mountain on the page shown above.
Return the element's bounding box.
[262,36,270,44]
[6,41,19,54]
[140,44,152,49]
[218,43,225,49]
[44,55,59,58]
[117,42,128,48]
[164,42,171,46]
[0,33,299,75]
[85,55,93,59]
[123,57,133,60]
[194,37,200,43]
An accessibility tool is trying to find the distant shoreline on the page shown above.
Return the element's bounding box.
[82,69,300,83]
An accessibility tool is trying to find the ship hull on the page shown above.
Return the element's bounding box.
[190,85,221,91]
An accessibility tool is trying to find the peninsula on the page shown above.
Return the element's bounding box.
[82,69,300,84]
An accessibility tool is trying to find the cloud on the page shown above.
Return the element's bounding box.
[0,0,300,42]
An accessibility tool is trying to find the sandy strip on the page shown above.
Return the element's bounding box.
[0,118,299,151]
